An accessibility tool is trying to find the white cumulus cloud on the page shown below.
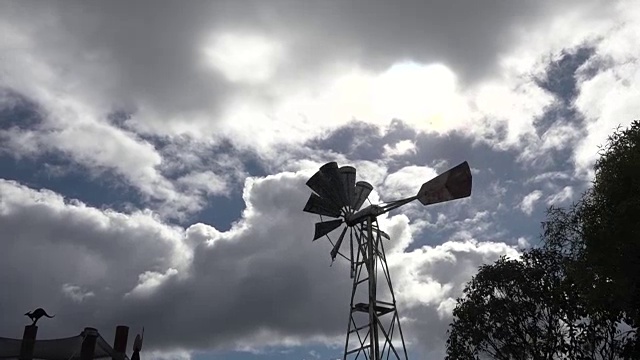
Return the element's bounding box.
[520,190,543,215]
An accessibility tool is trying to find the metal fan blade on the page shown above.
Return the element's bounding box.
[303,193,342,218]
[330,226,348,261]
[352,181,373,210]
[417,161,472,206]
[307,170,344,209]
[320,162,348,208]
[307,170,333,199]
[339,166,356,210]
[313,219,344,241]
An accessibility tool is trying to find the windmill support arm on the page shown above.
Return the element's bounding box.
[345,197,417,226]
[380,197,417,214]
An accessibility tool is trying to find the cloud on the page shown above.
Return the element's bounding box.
[392,238,520,353]
[383,140,417,158]
[0,0,636,358]
[0,0,614,160]
[125,269,179,298]
[520,190,543,215]
[0,179,192,303]
[144,349,192,360]
[0,99,227,219]
[0,170,519,356]
[175,171,229,196]
[546,186,574,205]
[570,1,640,177]
[526,171,572,184]
[61,284,95,303]
[517,237,531,249]
[203,33,285,84]
[380,165,438,199]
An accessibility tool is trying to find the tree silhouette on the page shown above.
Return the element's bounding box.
[445,249,627,359]
[447,121,640,359]
[544,120,640,357]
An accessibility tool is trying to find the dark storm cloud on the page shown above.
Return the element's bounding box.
[0,89,42,131]
[0,0,609,128]
[1,1,234,120]
[0,175,352,351]
[252,0,607,84]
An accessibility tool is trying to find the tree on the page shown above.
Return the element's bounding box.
[446,249,627,359]
[543,121,640,356]
[447,122,640,359]
[580,121,640,325]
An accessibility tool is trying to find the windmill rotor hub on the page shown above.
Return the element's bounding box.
[345,205,383,226]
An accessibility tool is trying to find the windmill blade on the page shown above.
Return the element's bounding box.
[352,181,373,211]
[307,171,336,202]
[339,166,356,209]
[303,193,342,218]
[314,219,344,240]
[319,162,348,208]
[417,161,472,206]
[330,226,348,261]
[307,171,342,208]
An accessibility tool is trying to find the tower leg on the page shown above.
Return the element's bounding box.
[342,220,408,360]
[367,218,379,360]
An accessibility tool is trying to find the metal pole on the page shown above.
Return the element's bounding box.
[113,325,129,360]
[343,248,358,360]
[366,217,379,360]
[19,325,37,360]
[80,328,98,360]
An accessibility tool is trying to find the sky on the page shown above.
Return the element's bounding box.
[0,0,639,359]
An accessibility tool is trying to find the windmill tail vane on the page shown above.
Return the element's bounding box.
[303,160,472,360]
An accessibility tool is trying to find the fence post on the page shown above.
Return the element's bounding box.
[112,326,129,360]
[80,327,98,360]
[19,325,38,360]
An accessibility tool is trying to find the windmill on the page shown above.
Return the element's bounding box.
[303,161,472,360]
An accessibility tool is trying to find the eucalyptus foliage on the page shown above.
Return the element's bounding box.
[446,249,628,359]
[446,121,640,359]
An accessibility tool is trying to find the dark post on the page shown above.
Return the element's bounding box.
[80,327,98,360]
[19,325,38,360]
[113,326,129,360]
